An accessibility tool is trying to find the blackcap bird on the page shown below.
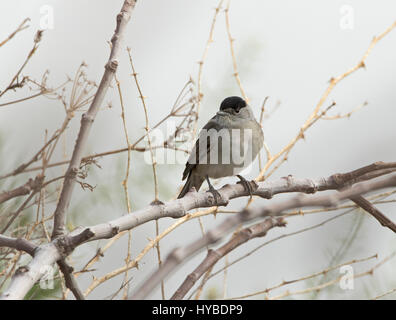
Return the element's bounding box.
[178,96,264,199]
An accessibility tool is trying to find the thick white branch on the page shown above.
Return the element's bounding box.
[68,165,396,244]
[2,162,395,299]
[130,173,396,299]
[1,244,60,300]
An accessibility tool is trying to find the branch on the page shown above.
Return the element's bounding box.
[0,226,95,301]
[0,175,64,234]
[0,0,137,300]
[186,209,373,299]
[0,235,37,256]
[0,18,30,47]
[34,163,396,297]
[51,0,137,238]
[0,144,183,181]
[0,175,44,205]
[2,162,394,299]
[0,77,195,181]
[0,243,61,300]
[224,0,247,101]
[129,173,396,299]
[228,254,377,300]
[66,161,396,246]
[0,130,61,179]
[267,253,395,300]
[256,19,396,181]
[171,217,286,299]
[57,260,85,300]
[349,195,396,232]
[0,30,43,98]
[372,287,396,300]
[193,0,224,137]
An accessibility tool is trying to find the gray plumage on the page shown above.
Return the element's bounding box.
[178,96,264,198]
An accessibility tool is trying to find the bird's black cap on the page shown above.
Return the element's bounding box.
[220,96,247,112]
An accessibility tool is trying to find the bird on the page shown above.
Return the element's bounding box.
[178,96,264,199]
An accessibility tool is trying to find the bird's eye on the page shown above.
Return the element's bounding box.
[234,109,240,113]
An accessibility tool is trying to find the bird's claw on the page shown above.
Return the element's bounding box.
[205,175,222,205]
[237,175,256,199]
[207,188,222,205]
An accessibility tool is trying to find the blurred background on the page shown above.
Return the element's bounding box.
[0,0,395,299]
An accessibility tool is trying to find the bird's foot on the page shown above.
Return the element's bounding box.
[205,176,222,205]
[207,188,222,205]
[237,175,257,199]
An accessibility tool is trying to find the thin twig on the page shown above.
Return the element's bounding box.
[0,18,30,47]
[228,254,377,300]
[127,48,164,297]
[224,0,247,101]
[193,0,224,137]
[0,30,43,98]
[256,20,396,182]
[268,253,395,300]
[372,287,396,300]
[171,217,286,299]
[114,72,134,299]
[127,48,159,202]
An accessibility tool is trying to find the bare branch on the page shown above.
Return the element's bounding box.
[0,175,44,205]
[171,217,286,299]
[0,30,43,98]
[349,195,396,232]
[372,287,396,300]
[66,161,396,246]
[228,254,377,300]
[268,253,395,300]
[51,0,137,239]
[224,0,248,101]
[0,243,61,300]
[0,18,30,48]
[256,19,396,181]
[57,260,85,300]
[0,235,37,256]
[193,0,224,137]
[129,173,396,299]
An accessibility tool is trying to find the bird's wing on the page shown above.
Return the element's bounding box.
[182,115,223,180]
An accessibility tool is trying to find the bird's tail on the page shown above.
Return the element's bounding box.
[177,173,205,199]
